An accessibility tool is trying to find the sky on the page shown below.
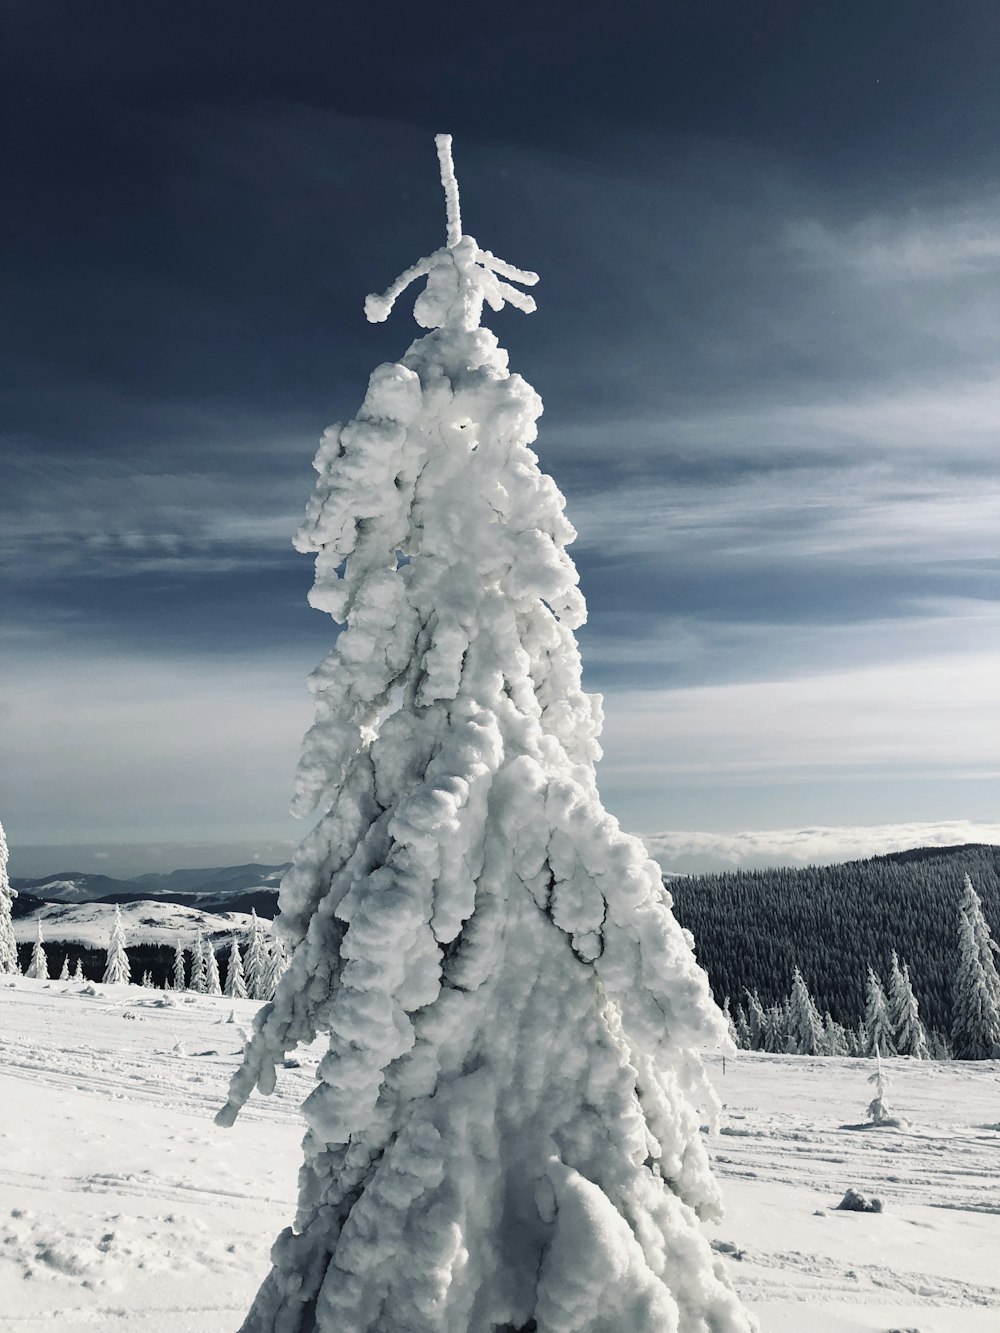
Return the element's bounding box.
[3,1,999,876]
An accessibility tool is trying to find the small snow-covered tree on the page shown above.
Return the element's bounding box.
[888,955,929,1059]
[952,878,1000,1060]
[762,1001,787,1053]
[173,938,187,990]
[863,966,895,1057]
[141,969,153,988]
[205,940,222,996]
[744,988,766,1050]
[822,1012,850,1057]
[26,919,49,980]
[190,929,207,993]
[260,936,288,1001]
[217,136,754,1333]
[786,966,824,1056]
[733,1000,751,1050]
[225,939,248,999]
[0,820,19,975]
[72,957,84,983]
[243,909,270,1000]
[866,1048,893,1124]
[102,904,131,985]
[59,955,70,981]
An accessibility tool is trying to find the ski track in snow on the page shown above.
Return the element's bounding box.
[2,980,999,1331]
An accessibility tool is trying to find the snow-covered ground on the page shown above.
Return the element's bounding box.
[2,977,998,1331]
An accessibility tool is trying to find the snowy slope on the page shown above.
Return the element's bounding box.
[12,899,269,950]
[1,978,998,1331]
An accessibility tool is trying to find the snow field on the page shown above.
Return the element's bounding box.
[3,980,999,1330]
[0,977,317,1331]
[704,1051,1000,1331]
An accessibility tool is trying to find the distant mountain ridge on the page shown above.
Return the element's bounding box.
[10,863,289,919]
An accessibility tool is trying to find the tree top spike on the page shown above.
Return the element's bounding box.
[364,134,539,331]
[435,134,462,248]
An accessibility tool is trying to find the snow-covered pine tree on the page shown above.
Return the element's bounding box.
[217,135,753,1333]
[260,936,288,1001]
[889,956,929,1059]
[225,939,248,999]
[865,1048,893,1125]
[102,904,131,985]
[27,920,49,980]
[733,1000,751,1051]
[722,995,737,1045]
[205,940,222,996]
[59,955,70,981]
[190,929,208,993]
[243,909,270,1000]
[962,874,1000,1005]
[744,988,766,1050]
[822,1012,849,1057]
[762,1001,787,1053]
[785,966,824,1056]
[72,957,84,983]
[141,969,153,987]
[863,966,895,1057]
[0,820,19,975]
[951,878,1000,1060]
[173,938,187,990]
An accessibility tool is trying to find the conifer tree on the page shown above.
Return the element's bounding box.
[733,1000,751,1051]
[59,955,70,981]
[0,820,19,975]
[889,957,929,1059]
[722,995,737,1045]
[72,957,84,983]
[102,905,131,985]
[260,936,288,1001]
[822,1012,849,1057]
[785,966,824,1056]
[863,967,895,1056]
[951,879,1000,1060]
[141,969,153,988]
[173,938,188,990]
[205,940,222,996]
[190,929,208,993]
[762,1001,787,1053]
[225,939,248,999]
[866,1048,893,1124]
[217,136,752,1333]
[243,909,270,1000]
[27,919,49,980]
[744,988,766,1051]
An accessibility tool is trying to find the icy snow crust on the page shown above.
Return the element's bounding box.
[219,141,751,1332]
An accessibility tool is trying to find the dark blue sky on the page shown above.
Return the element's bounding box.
[3,1,999,874]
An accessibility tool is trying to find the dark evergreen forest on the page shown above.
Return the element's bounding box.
[669,844,1000,1035]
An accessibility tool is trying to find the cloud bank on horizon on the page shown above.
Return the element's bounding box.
[643,821,1000,874]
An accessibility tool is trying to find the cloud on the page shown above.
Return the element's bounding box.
[787,208,1000,281]
[0,652,314,847]
[642,821,1000,873]
[601,648,1000,781]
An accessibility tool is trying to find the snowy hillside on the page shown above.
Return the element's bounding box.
[12,899,267,950]
[1,977,998,1331]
